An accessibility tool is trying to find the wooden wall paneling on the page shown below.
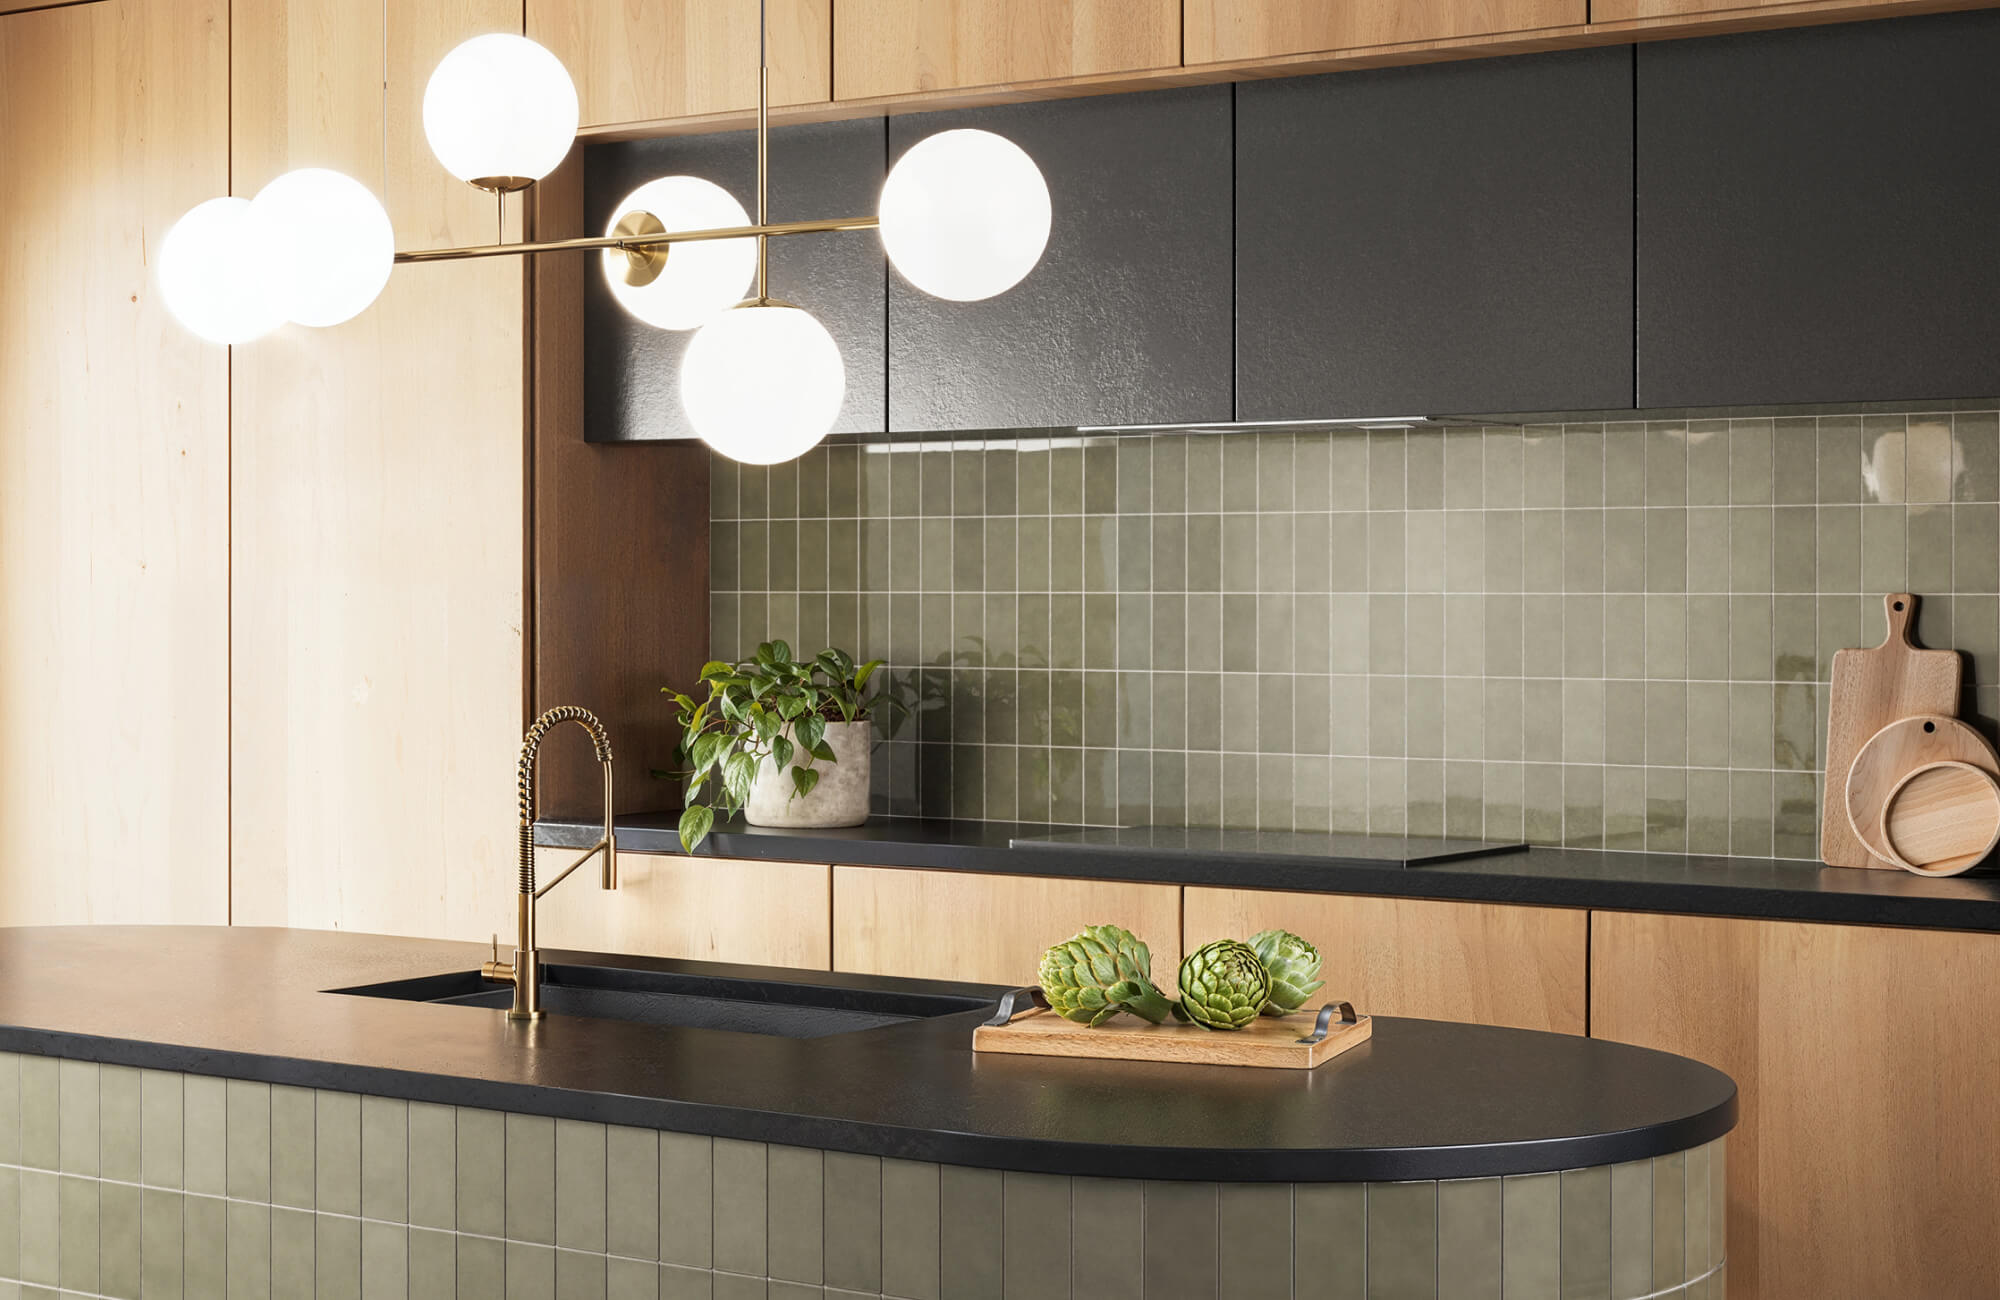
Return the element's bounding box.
[1184,0,1588,62]
[833,0,1180,100]
[0,0,231,924]
[832,867,1183,988]
[532,849,832,968]
[529,151,710,819]
[228,0,527,940]
[529,0,830,129]
[1183,888,1589,1034]
[1593,911,2000,1300]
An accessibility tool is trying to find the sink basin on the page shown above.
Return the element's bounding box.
[332,961,990,1039]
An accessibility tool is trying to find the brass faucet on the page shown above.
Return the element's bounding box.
[481,705,618,1020]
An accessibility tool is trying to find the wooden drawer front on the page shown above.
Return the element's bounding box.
[833,866,1182,987]
[534,850,832,969]
[1183,0,1585,63]
[1183,887,1588,1034]
[833,0,1179,99]
[1593,911,2000,1300]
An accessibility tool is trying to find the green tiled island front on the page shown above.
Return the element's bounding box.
[0,928,1735,1299]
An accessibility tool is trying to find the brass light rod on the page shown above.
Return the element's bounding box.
[391,213,881,265]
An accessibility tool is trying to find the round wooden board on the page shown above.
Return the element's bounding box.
[1846,715,2000,868]
[1879,760,2000,876]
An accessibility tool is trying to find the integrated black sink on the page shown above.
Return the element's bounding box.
[333,962,991,1039]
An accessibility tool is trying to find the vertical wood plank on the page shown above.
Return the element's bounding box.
[1183,0,1586,63]
[532,850,833,969]
[833,0,1180,99]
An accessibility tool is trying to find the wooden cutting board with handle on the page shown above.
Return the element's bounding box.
[1821,593,1965,868]
[1843,715,1999,868]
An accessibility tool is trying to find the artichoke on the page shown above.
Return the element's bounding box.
[1175,939,1272,1030]
[1247,929,1326,1015]
[1038,925,1174,1027]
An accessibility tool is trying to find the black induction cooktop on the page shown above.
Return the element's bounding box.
[1006,825,1528,868]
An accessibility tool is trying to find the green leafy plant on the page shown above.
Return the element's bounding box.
[662,641,897,854]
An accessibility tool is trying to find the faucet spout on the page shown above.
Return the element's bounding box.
[493,705,618,1021]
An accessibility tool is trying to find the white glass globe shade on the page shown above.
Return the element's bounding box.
[247,169,394,328]
[682,305,844,465]
[879,128,1051,302]
[423,33,579,186]
[603,176,757,330]
[158,197,285,345]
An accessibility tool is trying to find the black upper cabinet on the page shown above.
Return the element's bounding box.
[887,87,1234,433]
[1236,50,1635,422]
[583,118,887,442]
[1638,12,2000,408]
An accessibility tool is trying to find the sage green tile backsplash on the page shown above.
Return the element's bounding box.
[707,411,2000,860]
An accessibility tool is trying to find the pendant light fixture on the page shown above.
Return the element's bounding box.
[159,2,1051,467]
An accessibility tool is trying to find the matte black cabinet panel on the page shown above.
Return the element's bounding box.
[887,86,1234,432]
[583,119,887,442]
[1637,12,2000,408]
[1236,50,1635,420]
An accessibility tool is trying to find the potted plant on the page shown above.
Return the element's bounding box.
[664,641,896,853]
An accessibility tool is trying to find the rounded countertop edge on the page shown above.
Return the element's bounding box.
[0,1024,1738,1183]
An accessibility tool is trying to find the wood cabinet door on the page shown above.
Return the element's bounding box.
[833,867,1182,987]
[1636,10,2000,406]
[1235,48,1635,420]
[535,850,833,969]
[1183,888,1589,1033]
[833,0,1178,99]
[1184,0,1584,63]
[529,0,830,129]
[1592,911,2000,1300]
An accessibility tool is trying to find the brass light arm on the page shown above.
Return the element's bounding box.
[390,214,881,265]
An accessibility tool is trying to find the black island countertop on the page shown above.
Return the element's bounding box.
[0,926,1734,1182]
[537,814,2000,933]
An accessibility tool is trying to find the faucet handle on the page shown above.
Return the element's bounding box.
[481,933,514,984]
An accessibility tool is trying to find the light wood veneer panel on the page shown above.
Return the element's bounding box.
[833,867,1182,988]
[0,0,231,924]
[834,0,1179,99]
[534,850,831,969]
[1183,888,1588,1034]
[1184,0,1586,62]
[529,0,829,128]
[1593,911,2000,1300]
[228,0,527,940]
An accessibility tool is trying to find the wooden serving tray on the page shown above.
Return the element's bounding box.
[973,991,1371,1070]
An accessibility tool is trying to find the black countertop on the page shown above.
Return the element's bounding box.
[0,926,1735,1182]
[536,814,2000,933]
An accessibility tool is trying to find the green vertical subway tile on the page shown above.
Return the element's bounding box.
[797,519,830,592]
[1730,769,1774,857]
[57,1174,99,1294]
[1812,504,1861,594]
[455,1107,503,1238]
[1686,421,1730,505]
[1436,1178,1501,1300]
[1294,753,1335,831]
[1647,767,1688,853]
[1771,594,1816,683]
[1563,678,1606,764]
[55,1059,97,1176]
[710,454,740,519]
[1522,680,1562,764]
[1561,1165,1613,1300]
[797,446,831,519]
[1368,595,1405,674]
[1444,510,1485,594]
[269,1087,314,1211]
[1521,427,1562,508]
[1406,596,1443,675]
[0,1169,15,1285]
[1325,756,1366,834]
[274,1208,316,1300]
[740,464,773,520]
[1773,770,1819,859]
[1370,676,1407,757]
[1365,1180,1436,1300]
[1015,445,1051,516]
[1406,510,1445,593]
[1259,674,1298,755]
[1773,418,1817,504]
[918,447,952,515]
[952,517,985,592]
[1646,681,1688,767]
[1610,1161,1652,1300]
[142,1186,186,1300]
[1442,593,1485,676]
[1483,510,1523,593]
[1150,515,1189,594]
[1564,512,1606,593]
[1957,594,2000,687]
[768,1145,825,1286]
[998,1172,1069,1300]
[1565,763,1606,849]
[556,1250,604,1300]
[1501,1173,1561,1300]
[1256,433,1294,510]
[1652,1152,1686,1289]
[184,1074,227,1196]
[1773,683,1817,771]
[1293,592,1332,676]
[712,1138,766,1277]
[769,458,802,519]
[1484,595,1522,678]
[1139,1182,1218,1300]
[1323,675,1363,756]
[141,1070,183,1189]
[1603,594,1645,680]
[226,1200,270,1300]
[1444,677,1485,762]
[1686,507,1730,593]
[1482,762,1526,842]
[1215,1184,1291,1300]
[505,1242,556,1300]
[1955,412,2000,501]
[1685,595,1728,680]
[1729,418,1774,504]
[1908,504,1952,592]
[1563,425,1605,506]
[555,1119,607,1254]
[314,1091,363,1216]
[1684,1140,1713,1284]
[1443,428,1484,508]
[1523,593,1564,677]
[358,1094,406,1224]
[1685,769,1731,855]
[1771,508,1815,593]
[1220,437,1259,512]
[1861,504,1908,590]
[1729,596,1771,684]
[770,520,802,592]
[454,1234,501,1300]
[100,1063,142,1185]
[1367,430,1406,510]
[1817,594,1863,680]
[1067,1179,1141,1300]
[1444,760,1483,840]
[1368,513,1406,592]
[1646,508,1687,594]
[1605,765,1648,851]
[1368,757,1409,836]
[1817,415,1863,503]
[1604,681,1646,766]
[881,1159,940,1300]
[1563,594,1603,678]
[606,1257,657,1300]
[606,1129,663,1262]
[828,519,860,592]
[660,1132,713,1270]
[1908,418,1955,503]
[1522,510,1563,592]
[1483,679,1523,763]
[406,1102,454,1231]
[1955,503,2000,590]
[828,443,862,517]
[184,1193,226,1299]
[1224,756,1261,828]
[939,1165,1003,1300]
[824,1152,882,1293]
[1686,682,1730,767]
[1287,1182,1362,1300]
[1150,436,1189,512]
[1480,429,1521,509]
[1408,429,1445,509]
[711,521,740,591]
[225,1080,270,1202]
[1522,763,1564,844]
[0,1054,16,1170]
[1406,759,1445,837]
[1711,1140,1729,1276]
[1645,424,1688,505]
[660,1264,712,1300]
[1729,507,1772,592]
[1603,509,1645,593]
[1258,595,1296,673]
[18,1169,58,1287]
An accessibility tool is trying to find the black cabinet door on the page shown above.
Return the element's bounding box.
[1637,11,2000,408]
[583,118,887,442]
[1236,49,1635,421]
[887,86,1234,432]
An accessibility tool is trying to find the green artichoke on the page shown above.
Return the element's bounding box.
[1038,925,1174,1027]
[1247,929,1326,1015]
[1175,939,1271,1030]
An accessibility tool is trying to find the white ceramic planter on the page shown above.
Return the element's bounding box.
[744,719,872,828]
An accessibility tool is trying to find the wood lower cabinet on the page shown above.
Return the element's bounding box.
[1184,0,1584,63]
[535,850,832,969]
[1184,888,1589,1033]
[833,0,1179,98]
[832,866,1182,987]
[1592,911,2000,1300]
